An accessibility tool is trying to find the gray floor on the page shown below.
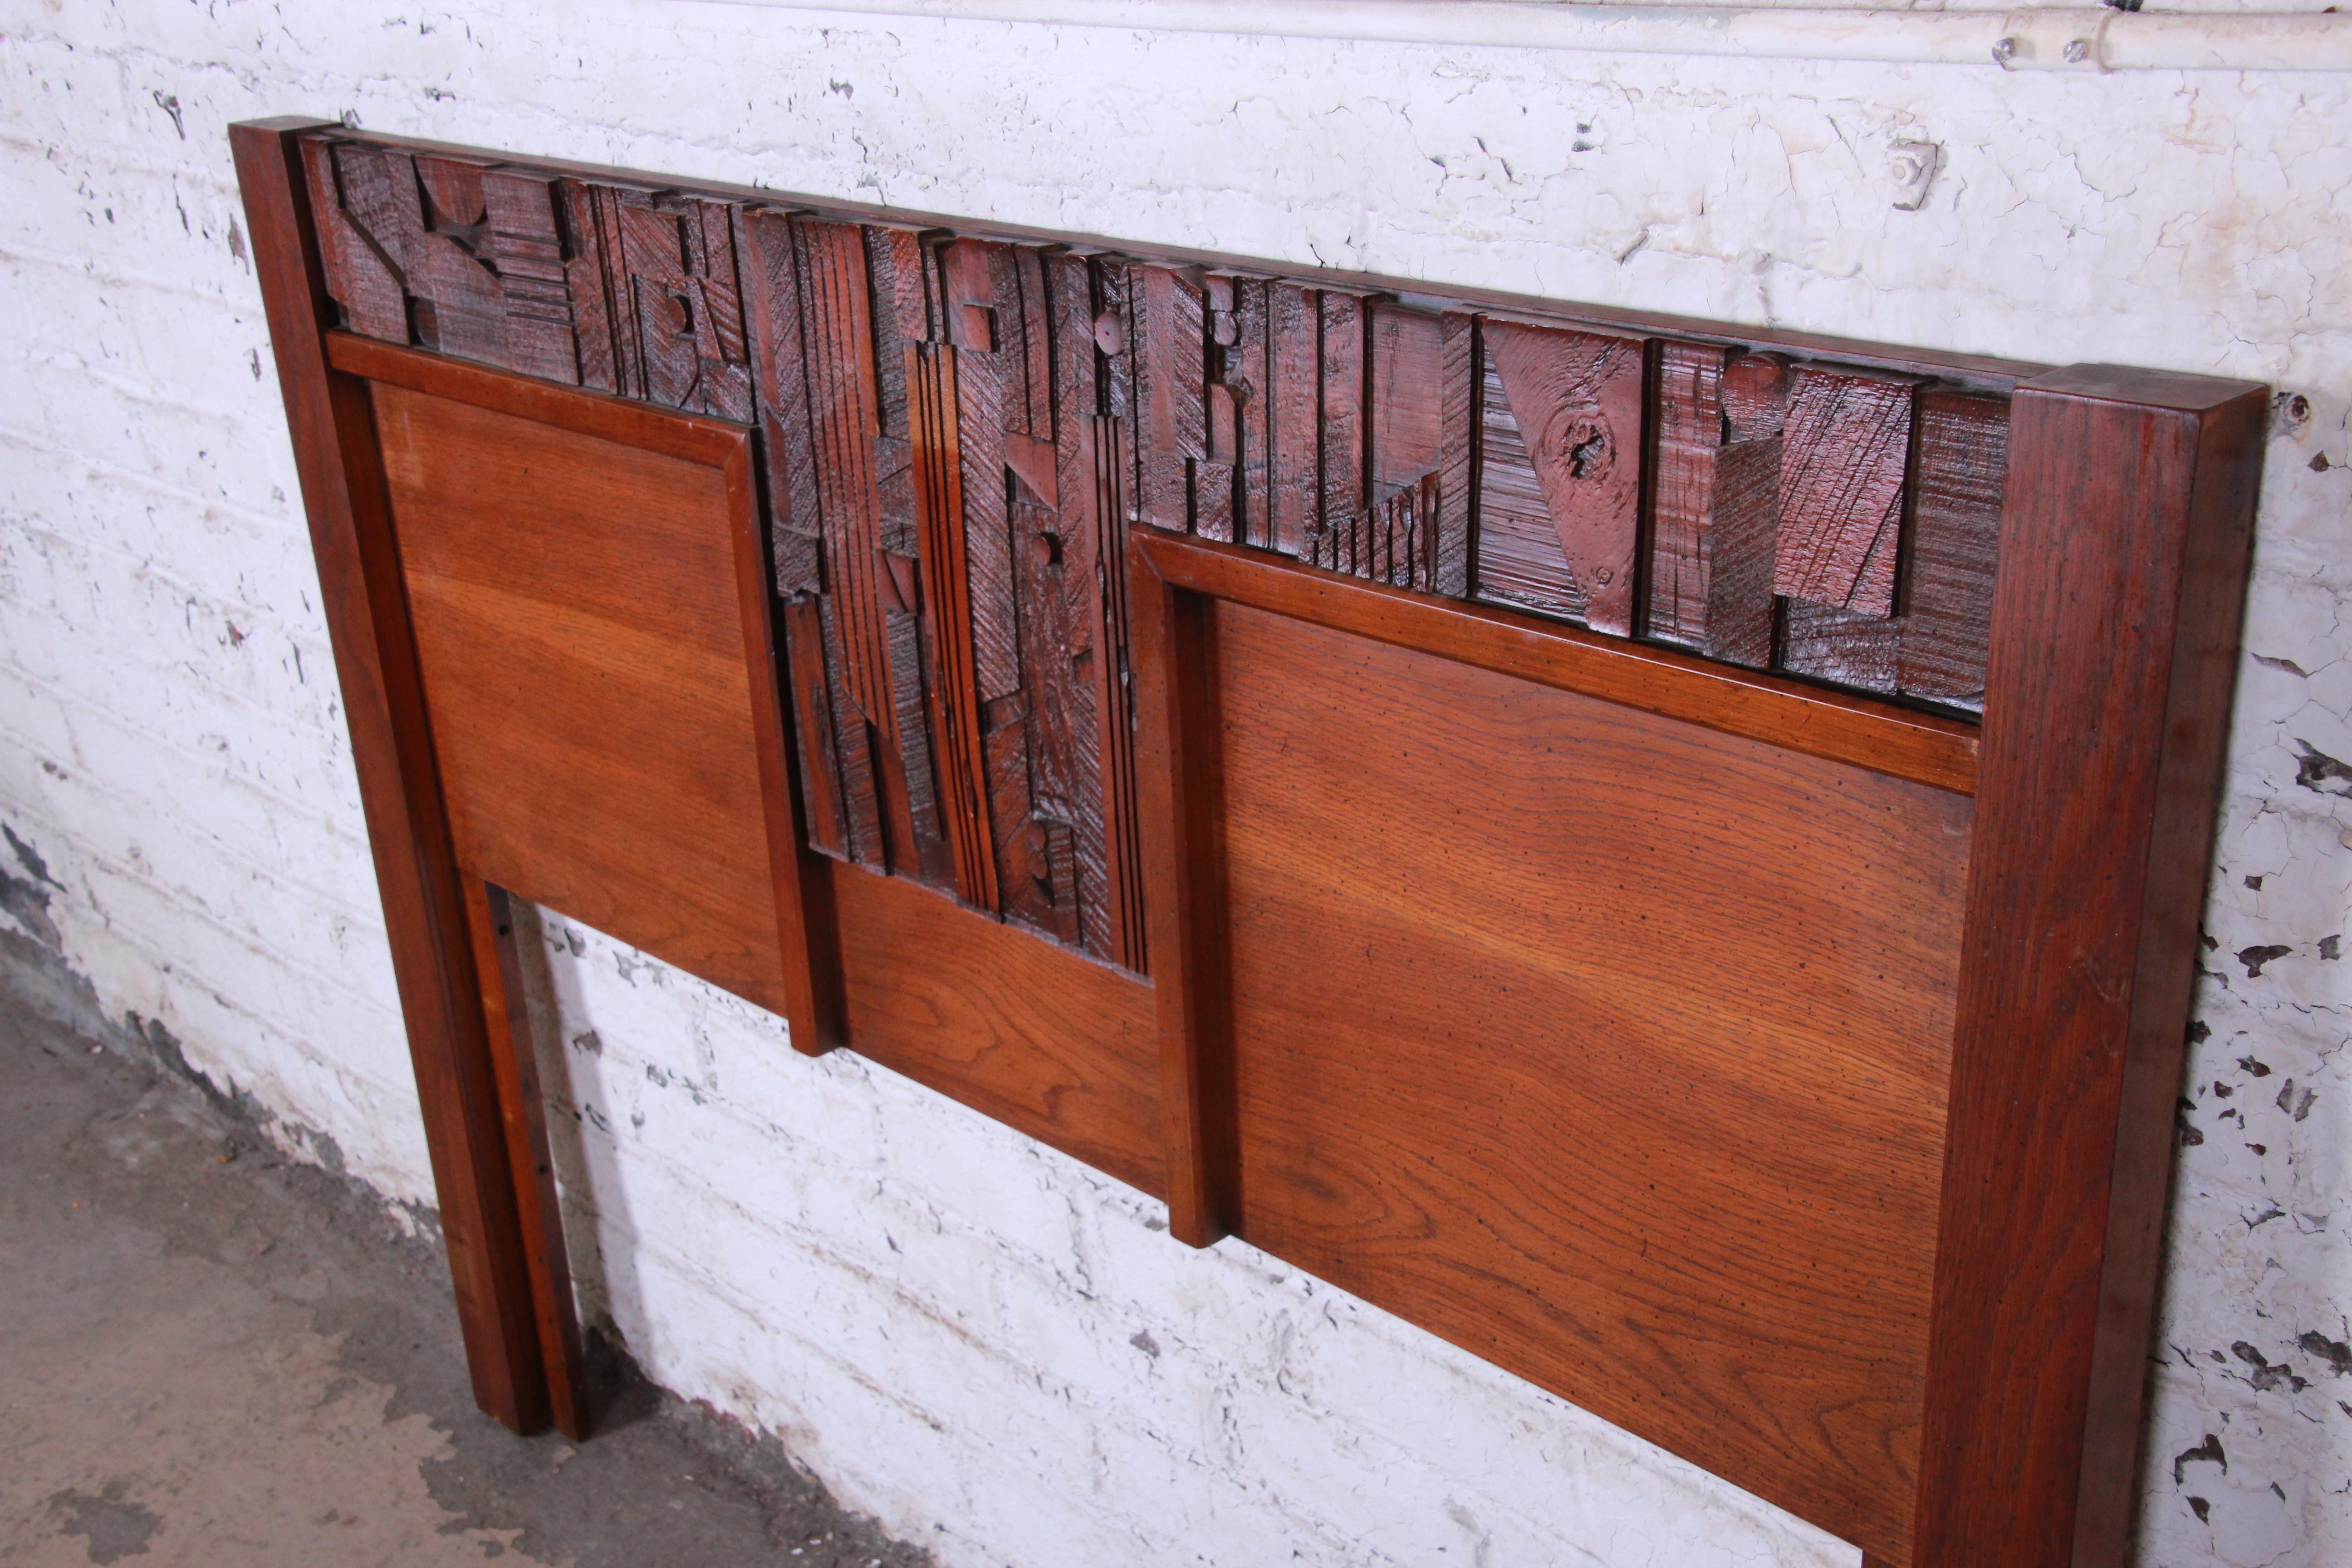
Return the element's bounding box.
[0,990,935,1568]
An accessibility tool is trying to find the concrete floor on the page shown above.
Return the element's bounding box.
[0,991,935,1568]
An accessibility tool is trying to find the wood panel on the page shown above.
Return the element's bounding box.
[294,122,2038,1007]
[1206,599,1969,1560]
[1646,342,1778,666]
[371,381,797,1014]
[831,862,1163,1197]
[1137,531,1980,796]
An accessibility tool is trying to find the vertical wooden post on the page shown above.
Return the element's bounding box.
[232,118,557,1435]
[462,877,592,1438]
[723,435,848,1058]
[1129,549,1237,1248]
[1910,366,2265,1566]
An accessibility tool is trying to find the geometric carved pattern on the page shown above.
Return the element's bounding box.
[300,129,2011,970]
[1773,364,1918,618]
[1476,320,1646,635]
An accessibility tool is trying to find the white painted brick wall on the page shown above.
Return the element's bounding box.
[1,3,2346,1562]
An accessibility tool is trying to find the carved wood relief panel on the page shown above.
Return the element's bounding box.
[299,129,2007,975]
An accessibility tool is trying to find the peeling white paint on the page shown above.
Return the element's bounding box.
[0,1,2347,1563]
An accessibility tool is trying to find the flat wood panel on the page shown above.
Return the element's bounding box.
[831,862,1163,1197]
[375,384,793,1014]
[1209,600,1970,1562]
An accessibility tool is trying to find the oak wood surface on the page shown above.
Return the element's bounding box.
[235,119,555,1435]
[829,862,1163,1198]
[370,378,797,1016]
[1135,531,1980,796]
[1205,598,1970,1559]
[1910,368,2265,1568]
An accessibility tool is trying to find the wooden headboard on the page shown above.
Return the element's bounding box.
[232,116,2265,1568]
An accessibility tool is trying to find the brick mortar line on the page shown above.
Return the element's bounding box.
[0,645,354,823]
[0,838,412,1081]
[0,659,384,908]
[0,511,335,658]
[59,849,408,1029]
[0,445,316,551]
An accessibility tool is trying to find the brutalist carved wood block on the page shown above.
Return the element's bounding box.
[1647,343,1779,667]
[1781,389,2007,710]
[1475,319,1645,634]
[1774,363,1918,617]
[246,118,2264,1568]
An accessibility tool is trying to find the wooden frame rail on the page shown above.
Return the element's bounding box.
[234,113,2265,1565]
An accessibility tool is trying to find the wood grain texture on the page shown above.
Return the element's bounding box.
[1781,391,2007,714]
[1267,281,1320,559]
[1894,392,2006,706]
[1092,414,1149,970]
[1310,290,1367,575]
[1910,368,2264,1568]
[1211,273,1270,549]
[794,217,897,744]
[819,593,889,870]
[237,120,555,1437]
[735,206,823,596]
[947,240,1051,933]
[463,876,590,1439]
[610,191,755,421]
[1775,366,1916,617]
[369,377,796,1014]
[1135,531,1979,796]
[1052,255,1148,970]
[293,124,2030,719]
[1364,302,1446,589]
[1433,312,1478,599]
[1647,341,1777,666]
[299,136,410,343]
[909,342,1000,912]
[831,862,1163,1198]
[1132,262,1207,534]
[554,176,619,394]
[997,243,1083,941]
[1129,547,1236,1246]
[1207,599,1970,1560]
[1480,320,1644,634]
[781,594,850,858]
